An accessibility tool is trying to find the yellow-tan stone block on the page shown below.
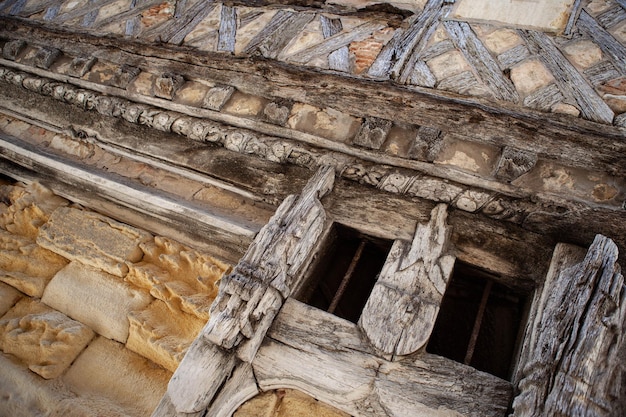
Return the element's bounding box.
[510,59,555,96]
[222,91,269,117]
[126,299,206,372]
[234,389,350,417]
[426,50,471,81]
[482,28,523,55]
[42,262,153,343]
[126,236,229,320]
[37,206,152,277]
[0,232,68,297]
[287,103,361,143]
[0,281,22,317]
[563,40,603,70]
[0,182,67,239]
[63,336,171,416]
[433,137,500,176]
[0,298,94,379]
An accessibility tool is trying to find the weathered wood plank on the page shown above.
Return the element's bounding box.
[563,0,583,36]
[151,393,204,417]
[578,10,626,76]
[523,30,614,124]
[596,5,626,28]
[513,235,626,416]
[360,204,455,356]
[444,21,519,102]
[205,363,259,417]
[523,83,564,111]
[497,44,530,69]
[141,0,216,45]
[368,0,443,78]
[376,355,512,417]
[584,60,620,87]
[217,5,237,53]
[53,0,119,23]
[287,21,384,65]
[244,11,314,59]
[320,15,349,72]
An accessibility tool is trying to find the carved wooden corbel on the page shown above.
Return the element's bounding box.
[359,203,455,356]
[164,165,335,414]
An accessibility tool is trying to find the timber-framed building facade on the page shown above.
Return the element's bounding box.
[0,0,624,416]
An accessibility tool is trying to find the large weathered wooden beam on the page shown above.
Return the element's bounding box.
[256,298,512,417]
[359,203,455,356]
[513,235,626,416]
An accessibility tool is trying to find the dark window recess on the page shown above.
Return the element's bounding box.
[427,263,530,380]
[298,224,392,323]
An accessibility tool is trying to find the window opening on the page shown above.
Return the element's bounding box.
[298,224,392,323]
[427,263,530,380]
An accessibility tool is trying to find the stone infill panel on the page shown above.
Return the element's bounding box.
[0,0,624,125]
[0,181,232,416]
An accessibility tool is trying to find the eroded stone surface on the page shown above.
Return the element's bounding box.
[37,206,152,277]
[63,336,171,416]
[126,236,229,320]
[511,59,555,96]
[0,298,94,379]
[287,103,362,143]
[127,299,206,372]
[234,389,350,417]
[42,262,152,343]
[0,281,22,317]
[433,137,500,176]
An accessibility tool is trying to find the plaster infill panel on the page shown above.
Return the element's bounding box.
[450,0,576,33]
[42,262,152,343]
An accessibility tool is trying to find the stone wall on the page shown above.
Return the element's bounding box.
[0,181,230,416]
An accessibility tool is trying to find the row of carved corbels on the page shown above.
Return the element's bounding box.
[166,166,335,414]
[0,65,567,228]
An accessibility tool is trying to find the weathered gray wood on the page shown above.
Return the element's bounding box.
[320,15,350,72]
[618,0,626,10]
[217,5,237,53]
[141,0,216,45]
[408,60,436,87]
[436,70,481,95]
[256,298,512,417]
[376,355,512,417]
[522,83,564,111]
[596,5,626,28]
[244,11,314,59]
[204,166,334,358]
[444,20,519,102]
[397,5,444,84]
[419,39,455,62]
[360,204,455,356]
[584,61,620,87]
[92,0,161,31]
[151,393,204,417]
[287,21,384,65]
[564,0,583,36]
[523,30,615,124]
[494,146,538,182]
[513,235,626,416]
[53,0,119,23]
[167,339,236,414]
[81,0,99,27]
[578,10,626,76]
[368,0,443,78]
[497,44,530,69]
[205,363,259,417]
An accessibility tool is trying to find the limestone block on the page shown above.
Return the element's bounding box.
[155,73,185,100]
[127,71,156,96]
[0,232,68,297]
[0,298,94,379]
[433,137,500,176]
[482,28,523,55]
[427,50,471,81]
[287,103,362,143]
[127,299,206,372]
[563,40,603,70]
[126,236,229,320]
[0,182,67,239]
[222,91,269,117]
[552,102,581,117]
[0,281,22,317]
[63,336,171,416]
[42,262,153,343]
[174,81,211,107]
[37,206,152,277]
[510,59,555,96]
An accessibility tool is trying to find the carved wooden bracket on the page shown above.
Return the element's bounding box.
[513,235,626,417]
[165,165,335,414]
[359,203,455,356]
